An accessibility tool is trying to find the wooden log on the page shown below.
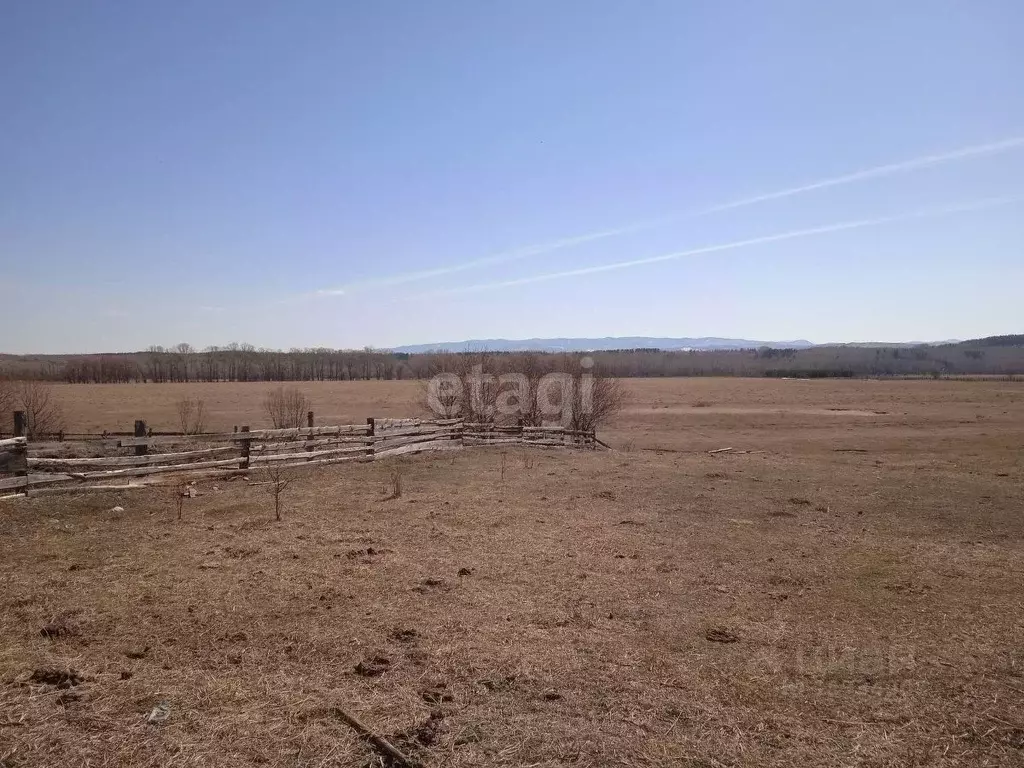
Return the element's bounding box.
[0,437,27,449]
[28,446,237,468]
[66,457,243,480]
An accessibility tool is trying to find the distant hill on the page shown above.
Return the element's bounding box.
[390,337,818,354]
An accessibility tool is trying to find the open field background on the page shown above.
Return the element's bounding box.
[38,377,1024,452]
[1,378,1023,766]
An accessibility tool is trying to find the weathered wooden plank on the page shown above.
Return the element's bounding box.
[117,435,199,448]
[29,446,237,468]
[372,424,461,438]
[252,453,373,471]
[373,418,423,429]
[0,437,28,449]
[373,441,463,459]
[250,445,372,464]
[373,431,462,450]
[67,457,243,480]
[462,437,534,447]
[230,424,370,441]
[0,474,70,490]
[252,435,372,452]
[27,484,146,497]
[0,476,28,491]
[115,424,371,447]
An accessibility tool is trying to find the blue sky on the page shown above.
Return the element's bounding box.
[2,1,1022,353]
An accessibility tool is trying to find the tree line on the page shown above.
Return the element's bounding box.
[0,338,1022,384]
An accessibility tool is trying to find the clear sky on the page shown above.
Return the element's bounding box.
[2,1,1022,353]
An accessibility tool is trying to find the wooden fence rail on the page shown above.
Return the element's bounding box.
[0,412,597,499]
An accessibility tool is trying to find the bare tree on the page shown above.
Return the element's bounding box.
[566,363,627,433]
[421,353,502,422]
[264,462,294,521]
[174,396,206,434]
[384,463,404,500]
[16,381,67,438]
[263,386,310,428]
[513,353,549,427]
[174,483,186,521]
[0,379,14,424]
[173,343,196,383]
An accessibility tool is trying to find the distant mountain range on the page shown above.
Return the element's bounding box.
[391,337,818,353]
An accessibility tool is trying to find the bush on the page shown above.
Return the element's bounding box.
[0,379,14,421]
[15,381,67,438]
[263,386,310,429]
[175,396,207,434]
[566,365,627,432]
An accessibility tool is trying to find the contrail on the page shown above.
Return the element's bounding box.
[693,136,1024,215]
[314,136,1024,296]
[312,225,640,296]
[428,195,1022,295]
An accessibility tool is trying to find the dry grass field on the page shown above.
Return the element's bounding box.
[1,378,1023,767]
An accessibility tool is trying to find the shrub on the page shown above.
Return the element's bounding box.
[175,397,206,434]
[16,381,67,439]
[263,386,310,429]
[566,367,627,432]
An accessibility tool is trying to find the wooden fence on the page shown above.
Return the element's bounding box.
[0,411,597,499]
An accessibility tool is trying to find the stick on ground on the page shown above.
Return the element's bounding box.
[329,706,418,767]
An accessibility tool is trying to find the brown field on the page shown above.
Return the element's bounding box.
[2,378,1023,766]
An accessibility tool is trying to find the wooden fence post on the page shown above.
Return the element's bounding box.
[306,411,314,460]
[11,411,28,493]
[239,426,250,470]
[367,418,375,460]
[134,420,147,456]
